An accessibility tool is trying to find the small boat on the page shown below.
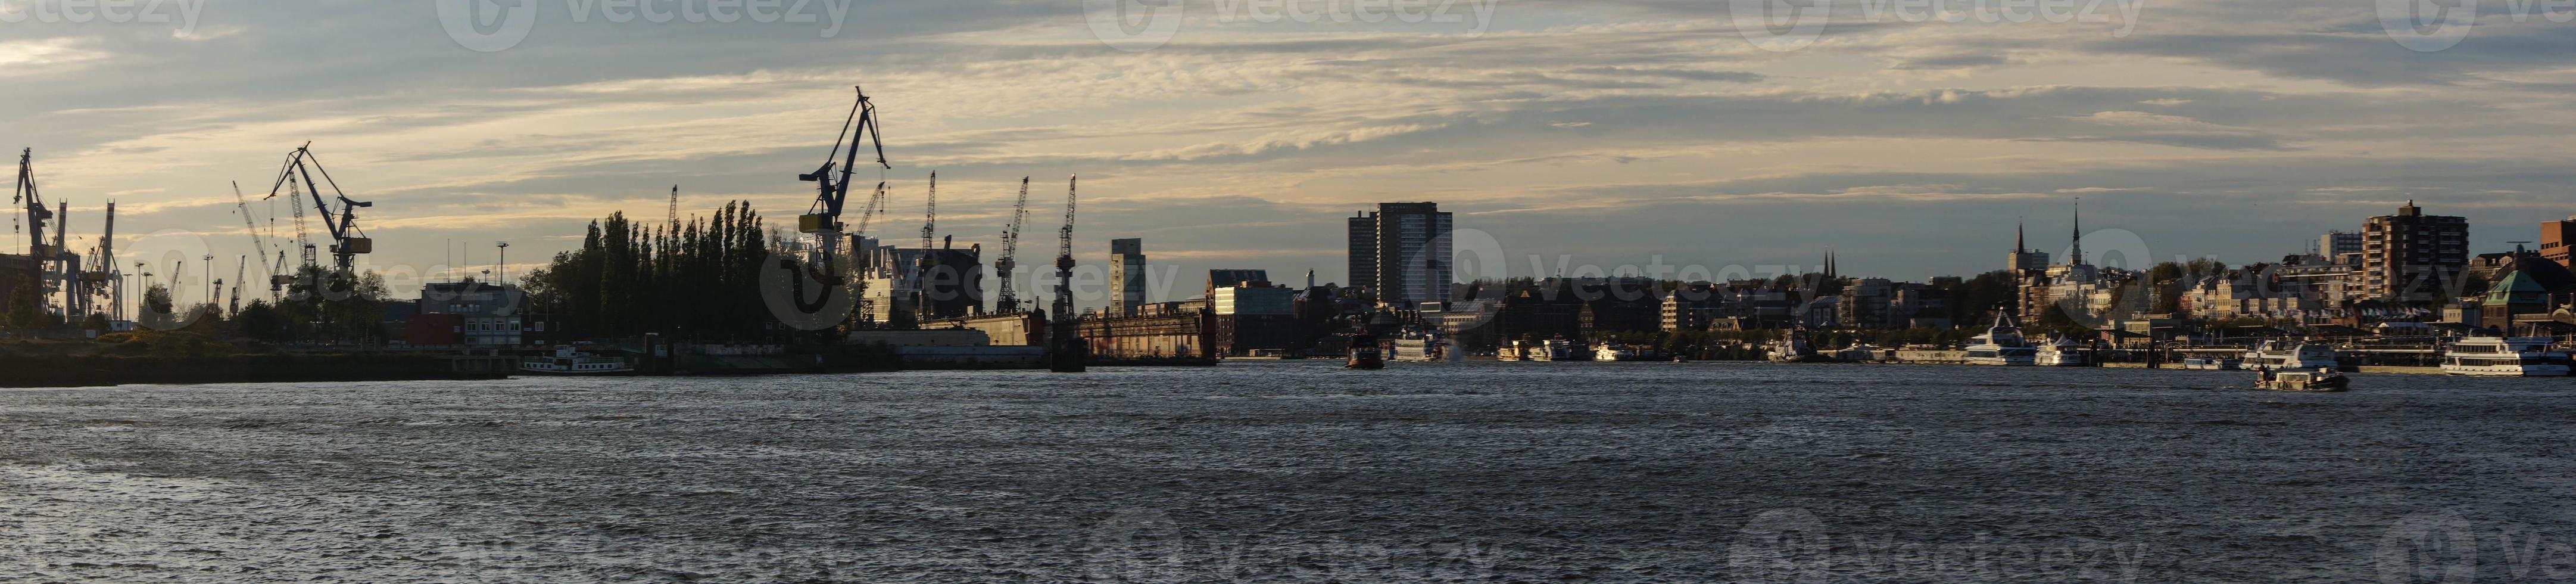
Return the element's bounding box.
[1345,331,1384,370]
[2244,340,2338,370]
[1594,343,1654,362]
[2441,336,2572,377]
[2180,356,2241,371]
[1963,313,2037,366]
[2256,368,2350,392]
[1529,337,1578,362]
[1768,328,1833,363]
[1496,342,1527,362]
[520,346,637,375]
[1835,343,1886,363]
[2034,336,2086,366]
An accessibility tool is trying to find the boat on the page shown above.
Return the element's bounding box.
[2255,368,2350,392]
[2180,356,2241,371]
[2034,336,2086,366]
[2441,336,2571,377]
[2243,340,2338,371]
[1529,337,1579,362]
[1593,343,1653,362]
[1835,343,1887,363]
[1767,328,1833,363]
[1962,314,2037,366]
[1392,333,1454,362]
[1496,343,1526,362]
[520,346,637,375]
[1345,331,1384,370]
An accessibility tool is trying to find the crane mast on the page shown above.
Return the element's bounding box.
[232,182,280,298]
[1048,175,1084,372]
[994,177,1029,313]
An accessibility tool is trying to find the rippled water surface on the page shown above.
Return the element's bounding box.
[5,362,2575,582]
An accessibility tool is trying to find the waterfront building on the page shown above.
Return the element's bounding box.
[414,278,550,346]
[1110,238,1146,318]
[2360,201,2469,304]
[1661,285,1723,333]
[2543,215,2574,271]
[2319,231,2362,257]
[2007,222,2050,272]
[1346,203,1454,308]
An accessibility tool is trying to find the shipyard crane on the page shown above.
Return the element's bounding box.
[914,171,938,323]
[229,256,246,315]
[264,144,371,274]
[667,185,680,227]
[14,148,63,315]
[1049,175,1084,372]
[796,85,889,276]
[231,182,280,298]
[993,177,1030,313]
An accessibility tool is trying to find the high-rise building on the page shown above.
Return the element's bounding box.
[1109,238,1146,318]
[2319,231,2362,257]
[2543,215,2574,271]
[1345,202,1454,307]
[2360,201,2469,303]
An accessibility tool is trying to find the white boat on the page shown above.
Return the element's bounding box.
[1593,343,1635,362]
[2034,336,2086,366]
[1768,328,1832,363]
[1836,343,1887,363]
[520,346,637,375]
[1529,337,1578,362]
[1496,343,1527,362]
[2243,340,2338,371]
[1963,314,2037,366]
[2441,337,2572,377]
[2180,356,2241,371]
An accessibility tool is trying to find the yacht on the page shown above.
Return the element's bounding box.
[1592,343,1661,362]
[1835,343,1888,363]
[1962,314,2037,366]
[1496,342,1527,362]
[2441,337,2571,377]
[2034,336,2087,366]
[2243,340,2338,371]
[1392,333,1448,363]
[520,346,637,375]
[1529,337,1579,362]
[1768,328,1832,363]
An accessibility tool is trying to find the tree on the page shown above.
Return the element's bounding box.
[4,274,40,331]
[138,284,177,331]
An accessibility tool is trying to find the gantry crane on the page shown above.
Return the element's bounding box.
[14,148,63,315]
[796,85,888,275]
[993,177,1030,313]
[1049,175,1085,372]
[264,144,372,274]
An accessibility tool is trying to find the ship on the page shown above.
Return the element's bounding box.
[1392,333,1455,363]
[2034,336,2086,366]
[520,346,637,375]
[2441,336,2571,377]
[1346,331,1384,370]
[2243,340,2338,371]
[2255,368,2350,392]
[1593,343,1659,362]
[1529,337,1579,362]
[1835,343,1888,363]
[1767,328,1832,363]
[1961,314,2037,366]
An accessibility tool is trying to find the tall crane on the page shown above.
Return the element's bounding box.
[1049,175,1084,372]
[229,256,247,315]
[914,171,938,324]
[264,144,372,274]
[231,182,280,299]
[993,177,1030,313]
[796,85,888,276]
[14,148,61,315]
[667,185,680,228]
[285,173,316,268]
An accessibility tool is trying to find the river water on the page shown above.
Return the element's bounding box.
[3,362,2573,582]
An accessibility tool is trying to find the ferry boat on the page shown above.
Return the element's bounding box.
[2243,340,2338,371]
[1529,337,1579,362]
[1392,333,1454,362]
[1962,314,2037,366]
[2441,336,2571,377]
[520,346,637,375]
[1345,331,1384,370]
[2255,368,2350,392]
[1767,328,1832,363]
[2180,356,2241,371]
[2034,336,2086,366]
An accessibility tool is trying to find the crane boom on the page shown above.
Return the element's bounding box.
[232,182,279,296]
[264,144,371,273]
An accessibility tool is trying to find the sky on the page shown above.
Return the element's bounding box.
[4,0,2574,310]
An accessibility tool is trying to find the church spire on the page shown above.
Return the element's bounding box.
[2016,219,2026,251]
[2069,197,2085,266]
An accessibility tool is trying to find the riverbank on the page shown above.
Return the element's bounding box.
[0,354,509,388]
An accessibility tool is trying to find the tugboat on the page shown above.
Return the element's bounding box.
[520,346,637,375]
[2255,367,2350,392]
[1345,330,1384,370]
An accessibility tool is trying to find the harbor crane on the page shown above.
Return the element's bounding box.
[264,144,372,274]
[14,148,65,315]
[915,171,938,324]
[231,182,281,298]
[993,177,1030,313]
[796,85,888,276]
[1049,175,1085,372]
[667,185,680,227]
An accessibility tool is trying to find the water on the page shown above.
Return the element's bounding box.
[3,362,2573,582]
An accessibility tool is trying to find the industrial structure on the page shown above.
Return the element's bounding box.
[1049,175,1086,372]
[264,144,373,274]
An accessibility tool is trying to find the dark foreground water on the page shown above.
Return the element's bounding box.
[4,362,2574,583]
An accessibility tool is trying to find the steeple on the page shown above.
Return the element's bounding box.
[2016,219,2026,251]
[2069,197,2085,266]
